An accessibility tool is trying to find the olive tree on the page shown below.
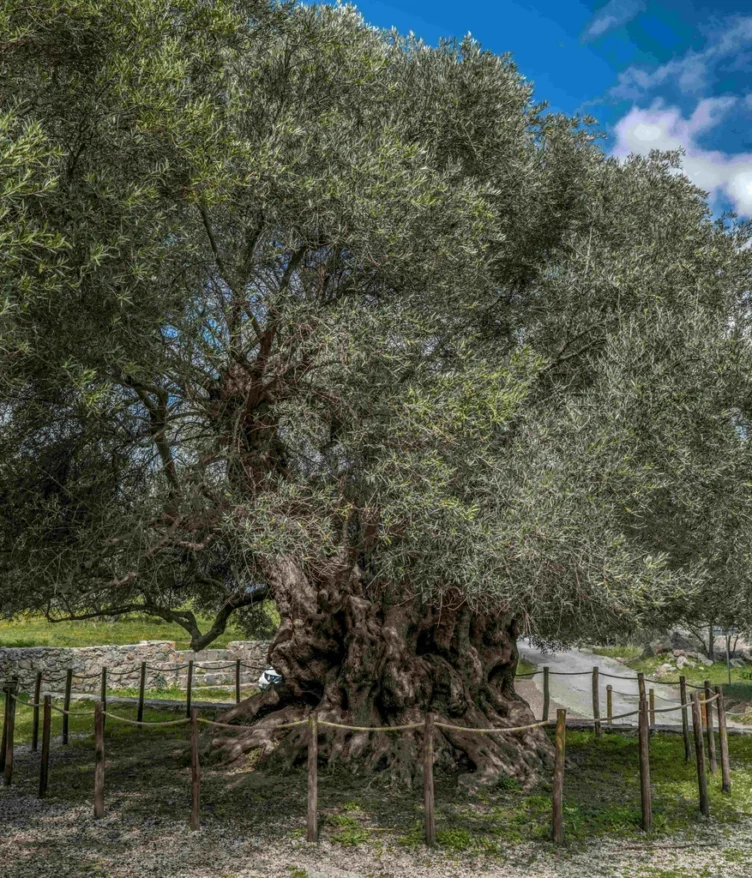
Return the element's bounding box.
[2,0,751,784]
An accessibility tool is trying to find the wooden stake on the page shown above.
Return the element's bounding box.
[704,680,716,774]
[542,666,550,723]
[552,709,566,843]
[307,714,318,843]
[39,695,51,798]
[715,686,731,795]
[592,667,601,739]
[100,667,107,733]
[649,688,656,732]
[94,701,105,819]
[606,685,613,725]
[680,676,691,763]
[137,661,146,726]
[423,712,436,846]
[691,692,710,817]
[190,708,200,830]
[32,671,42,752]
[62,669,73,745]
[638,699,652,832]
[186,660,194,718]
[0,684,9,775]
[235,659,241,705]
[3,681,17,786]
[637,672,646,705]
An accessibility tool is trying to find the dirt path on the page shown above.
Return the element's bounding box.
[517,640,684,726]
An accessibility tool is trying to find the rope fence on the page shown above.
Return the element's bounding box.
[0,669,731,845]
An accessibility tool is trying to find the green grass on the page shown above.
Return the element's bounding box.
[0,612,247,649]
[516,658,537,676]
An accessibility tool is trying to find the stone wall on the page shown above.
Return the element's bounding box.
[0,640,271,693]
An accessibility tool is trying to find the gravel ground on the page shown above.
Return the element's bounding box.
[2,788,752,878]
[3,737,752,878]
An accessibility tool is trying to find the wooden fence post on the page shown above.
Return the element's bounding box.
[691,692,710,817]
[552,709,566,843]
[649,688,656,733]
[606,685,613,725]
[307,714,318,843]
[186,660,194,719]
[94,701,105,818]
[592,667,601,739]
[190,708,200,830]
[0,683,9,775]
[423,712,436,846]
[715,686,731,795]
[637,672,646,705]
[137,662,146,726]
[3,680,18,786]
[542,666,550,723]
[32,671,42,752]
[235,659,241,705]
[62,669,73,745]
[100,667,107,733]
[39,695,51,798]
[638,699,652,832]
[680,676,691,763]
[704,680,717,774]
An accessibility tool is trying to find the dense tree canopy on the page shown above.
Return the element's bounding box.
[2,0,752,780]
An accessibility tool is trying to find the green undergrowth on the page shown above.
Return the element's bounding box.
[0,611,249,649]
[3,696,751,859]
[516,658,537,676]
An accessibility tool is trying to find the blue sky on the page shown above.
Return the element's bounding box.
[334,0,752,217]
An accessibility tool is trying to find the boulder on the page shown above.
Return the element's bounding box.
[641,639,671,658]
[670,630,699,652]
[697,655,714,667]
[656,662,675,677]
[676,655,689,669]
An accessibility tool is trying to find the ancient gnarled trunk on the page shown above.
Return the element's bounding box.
[210,559,552,785]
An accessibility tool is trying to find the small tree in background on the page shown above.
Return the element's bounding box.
[2,0,752,783]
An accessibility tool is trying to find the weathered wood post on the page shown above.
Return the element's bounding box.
[542,666,550,723]
[62,668,73,745]
[94,701,105,819]
[186,660,194,718]
[32,671,42,752]
[637,672,646,705]
[190,708,200,830]
[552,709,566,843]
[0,683,9,774]
[3,680,17,786]
[307,713,318,843]
[691,692,710,817]
[715,686,731,795]
[235,659,241,705]
[649,688,656,732]
[592,667,601,739]
[606,685,613,726]
[680,676,691,763]
[39,695,51,798]
[137,661,146,726]
[703,680,717,774]
[638,698,652,832]
[423,712,436,846]
[100,666,107,733]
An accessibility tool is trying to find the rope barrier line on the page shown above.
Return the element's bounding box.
[102,710,192,727]
[71,671,104,681]
[318,719,424,732]
[436,719,551,734]
[143,663,191,671]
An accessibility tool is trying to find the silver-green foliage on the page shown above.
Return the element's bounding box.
[1,0,751,644]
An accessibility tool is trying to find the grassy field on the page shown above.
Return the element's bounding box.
[2,691,752,878]
[0,612,249,650]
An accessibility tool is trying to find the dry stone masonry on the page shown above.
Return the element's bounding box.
[0,640,271,692]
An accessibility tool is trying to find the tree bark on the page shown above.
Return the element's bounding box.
[209,559,552,787]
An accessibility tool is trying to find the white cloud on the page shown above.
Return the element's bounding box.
[583,0,645,41]
[612,98,752,216]
[611,17,752,99]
